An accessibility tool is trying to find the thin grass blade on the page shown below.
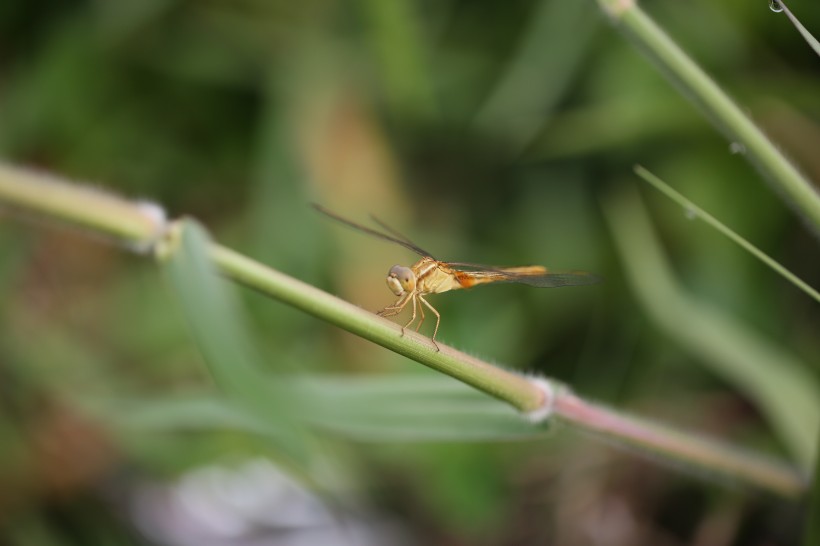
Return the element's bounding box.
[636,166,820,304]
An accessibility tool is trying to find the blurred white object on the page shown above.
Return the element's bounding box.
[130,457,411,546]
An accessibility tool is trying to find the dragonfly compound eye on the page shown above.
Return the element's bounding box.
[387,265,415,295]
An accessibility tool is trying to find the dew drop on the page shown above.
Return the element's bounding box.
[685,207,697,220]
[729,142,746,155]
[769,0,783,13]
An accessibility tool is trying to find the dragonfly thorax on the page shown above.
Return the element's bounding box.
[387,265,416,296]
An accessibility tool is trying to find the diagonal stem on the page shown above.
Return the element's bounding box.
[594,0,820,233]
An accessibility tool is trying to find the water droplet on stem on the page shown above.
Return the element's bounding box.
[769,0,783,13]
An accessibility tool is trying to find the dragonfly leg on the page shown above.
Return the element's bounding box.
[415,300,425,332]
[377,293,411,317]
[378,306,402,317]
[418,295,441,352]
[401,294,418,337]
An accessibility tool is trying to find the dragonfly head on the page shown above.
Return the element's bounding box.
[387,265,416,296]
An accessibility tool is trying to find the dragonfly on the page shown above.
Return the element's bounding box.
[314,204,599,351]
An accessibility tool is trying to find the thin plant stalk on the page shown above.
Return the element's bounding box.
[635,165,820,304]
[773,0,820,58]
[554,390,804,497]
[0,165,164,248]
[594,0,820,232]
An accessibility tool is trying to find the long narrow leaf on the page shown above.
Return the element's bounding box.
[85,375,547,442]
[775,0,820,58]
[163,219,307,457]
[636,166,820,304]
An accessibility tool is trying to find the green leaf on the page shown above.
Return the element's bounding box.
[162,219,307,457]
[87,374,547,443]
[88,395,289,439]
[301,374,548,441]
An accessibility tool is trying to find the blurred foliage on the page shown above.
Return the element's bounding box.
[1,0,819,544]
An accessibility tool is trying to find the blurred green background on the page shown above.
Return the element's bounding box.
[1,0,819,544]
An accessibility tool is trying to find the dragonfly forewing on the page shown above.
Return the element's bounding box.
[447,263,601,288]
[503,270,602,288]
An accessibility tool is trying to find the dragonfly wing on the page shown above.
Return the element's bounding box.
[313,204,435,258]
[448,262,600,288]
[505,270,602,288]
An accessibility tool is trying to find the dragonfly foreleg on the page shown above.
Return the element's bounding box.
[377,293,412,317]
[418,295,441,352]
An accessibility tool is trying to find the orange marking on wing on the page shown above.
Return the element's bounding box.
[454,270,480,288]
[454,265,548,288]
[500,266,548,275]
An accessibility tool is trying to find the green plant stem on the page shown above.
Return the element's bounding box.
[636,165,820,304]
[554,390,805,498]
[0,164,162,247]
[0,161,809,498]
[595,0,820,232]
[776,0,820,58]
